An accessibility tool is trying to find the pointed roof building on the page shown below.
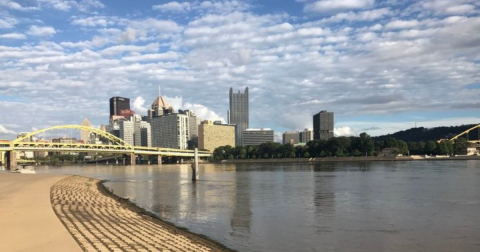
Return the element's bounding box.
[80,118,92,143]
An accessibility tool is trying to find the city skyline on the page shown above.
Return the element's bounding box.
[1,0,480,141]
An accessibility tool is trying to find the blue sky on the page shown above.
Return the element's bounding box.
[1,0,480,141]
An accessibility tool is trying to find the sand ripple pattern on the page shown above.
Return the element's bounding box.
[51,176,229,252]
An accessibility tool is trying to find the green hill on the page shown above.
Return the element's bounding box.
[373,124,479,142]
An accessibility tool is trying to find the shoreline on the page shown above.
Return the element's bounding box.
[96,179,236,252]
[51,175,235,252]
[211,155,480,164]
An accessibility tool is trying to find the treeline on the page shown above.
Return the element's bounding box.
[212,133,469,160]
[374,124,477,142]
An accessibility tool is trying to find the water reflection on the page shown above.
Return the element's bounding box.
[230,166,252,237]
[34,161,480,252]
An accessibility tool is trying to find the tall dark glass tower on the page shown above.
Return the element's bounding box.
[109,96,130,116]
[313,110,334,140]
[229,87,249,146]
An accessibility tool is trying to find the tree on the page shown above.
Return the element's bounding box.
[454,138,468,154]
[397,140,409,155]
[384,137,399,148]
[424,140,437,155]
[304,151,310,158]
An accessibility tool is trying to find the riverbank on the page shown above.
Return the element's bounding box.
[0,173,82,252]
[51,175,234,251]
[213,155,480,164]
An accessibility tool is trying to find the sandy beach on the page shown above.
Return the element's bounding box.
[0,173,232,252]
[0,173,82,252]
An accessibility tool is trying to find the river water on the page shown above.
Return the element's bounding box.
[36,161,480,252]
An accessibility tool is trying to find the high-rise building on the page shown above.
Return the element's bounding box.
[313,111,334,140]
[148,96,174,120]
[229,87,249,146]
[119,120,134,146]
[299,128,313,143]
[134,121,151,147]
[151,113,189,149]
[80,118,92,143]
[198,120,235,152]
[109,97,130,117]
[179,110,199,141]
[242,129,274,146]
[283,131,300,145]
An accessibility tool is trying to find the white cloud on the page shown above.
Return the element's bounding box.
[36,0,105,11]
[0,33,26,39]
[0,125,16,135]
[27,26,56,36]
[0,0,38,11]
[152,1,251,14]
[445,4,476,14]
[335,126,357,137]
[421,0,478,15]
[385,20,419,29]
[306,0,376,13]
[152,1,191,12]
[162,95,225,122]
[72,16,108,27]
[120,27,136,43]
[0,17,18,29]
[133,96,148,114]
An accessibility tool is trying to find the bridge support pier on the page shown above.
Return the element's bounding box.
[127,153,135,166]
[157,155,162,166]
[6,151,16,171]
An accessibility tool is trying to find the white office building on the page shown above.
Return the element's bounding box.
[119,120,134,146]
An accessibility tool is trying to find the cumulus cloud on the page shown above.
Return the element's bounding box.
[27,26,56,36]
[0,17,18,29]
[119,27,136,43]
[152,1,191,12]
[306,0,375,13]
[335,126,358,137]
[0,125,16,135]
[162,95,225,122]
[1,0,480,139]
[385,20,419,29]
[133,96,148,114]
[152,1,251,14]
[0,33,26,39]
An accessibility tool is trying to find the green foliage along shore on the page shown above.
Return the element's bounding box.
[212,133,467,161]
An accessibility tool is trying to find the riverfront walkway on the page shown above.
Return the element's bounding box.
[51,176,231,252]
[0,173,82,252]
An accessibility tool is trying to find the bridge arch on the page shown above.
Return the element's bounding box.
[449,123,480,142]
[11,125,133,150]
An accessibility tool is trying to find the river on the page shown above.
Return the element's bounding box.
[36,161,480,252]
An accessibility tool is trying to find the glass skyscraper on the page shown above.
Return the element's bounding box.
[109,96,130,117]
[229,87,249,146]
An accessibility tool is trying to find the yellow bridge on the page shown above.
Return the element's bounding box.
[0,125,210,170]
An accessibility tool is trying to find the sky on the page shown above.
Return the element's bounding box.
[1,0,480,141]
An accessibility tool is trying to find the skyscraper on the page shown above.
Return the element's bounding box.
[109,97,130,117]
[80,118,92,143]
[229,87,249,146]
[148,96,174,120]
[313,110,334,140]
[151,113,189,149]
